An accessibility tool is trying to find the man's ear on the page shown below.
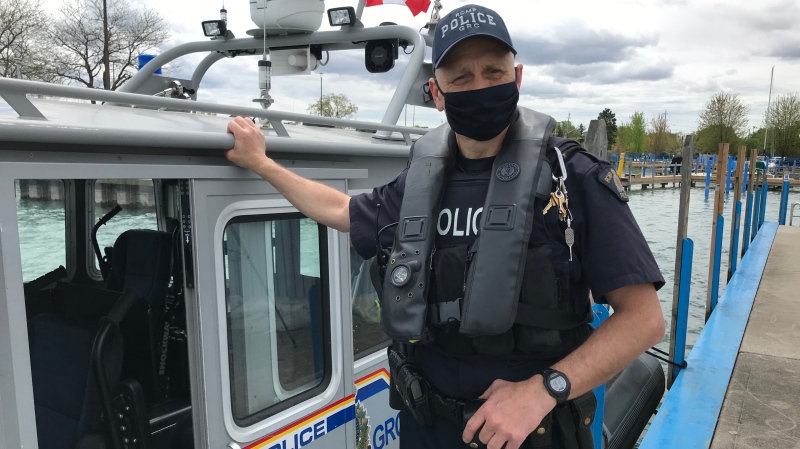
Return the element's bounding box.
[429,77,445,112]
[515,64,524,91]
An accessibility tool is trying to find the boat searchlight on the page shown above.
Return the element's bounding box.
[201,20,227,38]
[327,6,357,27]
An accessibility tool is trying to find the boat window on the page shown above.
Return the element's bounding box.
[223,214,329,426]
[350,249,390,358]
[93,179,158,268]
[15,180,66,282]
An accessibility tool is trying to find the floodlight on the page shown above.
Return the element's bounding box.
[202,20,227,37]
[328,7,356,26]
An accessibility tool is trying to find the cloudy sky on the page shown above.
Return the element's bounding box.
[41,0,800,133]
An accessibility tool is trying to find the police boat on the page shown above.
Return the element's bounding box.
[0,1,664,448]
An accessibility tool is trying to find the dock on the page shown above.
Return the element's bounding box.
[639,223,800,449]
[711,225,800,449]
[620,174,800,190]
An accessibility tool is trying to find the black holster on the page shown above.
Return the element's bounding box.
[554,391,596,449]
[387,347,434,427]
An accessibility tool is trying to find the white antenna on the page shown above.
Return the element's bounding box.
[255,0,274,118]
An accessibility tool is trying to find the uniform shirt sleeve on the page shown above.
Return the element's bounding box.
[578,162,665,302]
[349,169,407,260]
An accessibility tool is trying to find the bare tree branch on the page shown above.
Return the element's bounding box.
[48,0,170,90]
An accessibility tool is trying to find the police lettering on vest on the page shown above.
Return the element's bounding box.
[437,207,483,238]
[440,7,497,39]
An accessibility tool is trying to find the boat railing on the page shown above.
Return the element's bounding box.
[0,77,429,145]
[790,203,800,226]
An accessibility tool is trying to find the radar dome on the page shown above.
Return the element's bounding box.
[250,0,325,34]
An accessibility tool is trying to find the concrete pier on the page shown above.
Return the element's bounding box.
[16,179,155,207]
[710,226,800,449]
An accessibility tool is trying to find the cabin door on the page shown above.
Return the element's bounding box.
[188,175,355,449]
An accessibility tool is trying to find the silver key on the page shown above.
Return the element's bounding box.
[565,218,575,261]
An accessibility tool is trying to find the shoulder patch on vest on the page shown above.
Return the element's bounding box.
[598,166,629,202]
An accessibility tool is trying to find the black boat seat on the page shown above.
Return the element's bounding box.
[104,229,175,403]
[28,288,138,449]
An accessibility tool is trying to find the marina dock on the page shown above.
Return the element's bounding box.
[620,174,800,190]
[640,223,800,449]
[710,225,800,449]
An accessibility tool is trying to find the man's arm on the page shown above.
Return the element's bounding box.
[226,117,351,233]
[463,283,664,449]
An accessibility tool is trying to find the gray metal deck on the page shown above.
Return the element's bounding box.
[711,226,800,449]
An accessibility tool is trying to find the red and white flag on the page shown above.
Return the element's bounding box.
[365,0,431,17]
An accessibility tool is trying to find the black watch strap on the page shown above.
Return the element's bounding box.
[541,369,571,405]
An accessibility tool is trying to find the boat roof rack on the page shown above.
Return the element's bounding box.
[0,23,434,158]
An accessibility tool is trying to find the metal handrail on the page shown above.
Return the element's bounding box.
[790,203,800,226]
[0,78,428,144]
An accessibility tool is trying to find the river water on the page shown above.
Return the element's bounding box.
[14,181,800,358]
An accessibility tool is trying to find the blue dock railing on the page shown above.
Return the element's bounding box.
[638,223,778,449]
[708,216,725,315]
[671,238,693,383]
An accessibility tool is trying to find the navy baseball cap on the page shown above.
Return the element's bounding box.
[432,4,516,69]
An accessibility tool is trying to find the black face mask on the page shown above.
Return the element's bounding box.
[437,79,520,141]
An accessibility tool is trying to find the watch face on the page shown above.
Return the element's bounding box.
[549,374,567,393]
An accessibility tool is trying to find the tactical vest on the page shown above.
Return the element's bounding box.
[379,107,592,356]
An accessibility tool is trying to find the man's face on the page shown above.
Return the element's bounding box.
[430,36,522,112]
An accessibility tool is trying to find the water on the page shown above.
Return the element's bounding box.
[14,181,800,359]
[627,184,800,356]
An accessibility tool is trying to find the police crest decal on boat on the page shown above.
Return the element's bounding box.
[496,163,520,181]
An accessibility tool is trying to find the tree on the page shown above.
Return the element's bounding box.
[629,111,647,154]
[598,108,618,148]
[577,123,586,137]
[695,125,742,154]
[743,127,766,155]
[307,93,358,119]
[765,92,800,157]
[0,0,54,82]
[647,113,673,154]
[49,0,170,90]
[697,91,749,147]
[557,120,579,138]
[615,123,631,153]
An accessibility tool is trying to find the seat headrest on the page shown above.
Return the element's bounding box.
[108,230,173,311]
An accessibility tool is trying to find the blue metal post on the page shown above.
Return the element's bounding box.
[725,157,732,195]
[709,215,725,315]
[672,238,694,383]
[742,162,749,194]
[705,156,713,199]
[589,304,610,449]
[743,192,754,253]
[779,179,790,225]
[730,201,742,276]
[759,177,768,228]
[752,183,762,239]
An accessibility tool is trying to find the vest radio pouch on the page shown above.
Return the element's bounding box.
[380,124,451,342]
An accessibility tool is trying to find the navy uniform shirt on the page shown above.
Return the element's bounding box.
[349,131,665,399]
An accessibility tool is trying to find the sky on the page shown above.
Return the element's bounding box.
[40,0,800,134]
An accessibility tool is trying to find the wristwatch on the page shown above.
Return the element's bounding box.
[541,369,571,405]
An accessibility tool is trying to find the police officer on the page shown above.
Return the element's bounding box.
[226,5,665,449]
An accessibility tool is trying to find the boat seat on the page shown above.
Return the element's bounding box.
[28,289,138,449]
[105,229,173,335]
[104,229,176,402]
